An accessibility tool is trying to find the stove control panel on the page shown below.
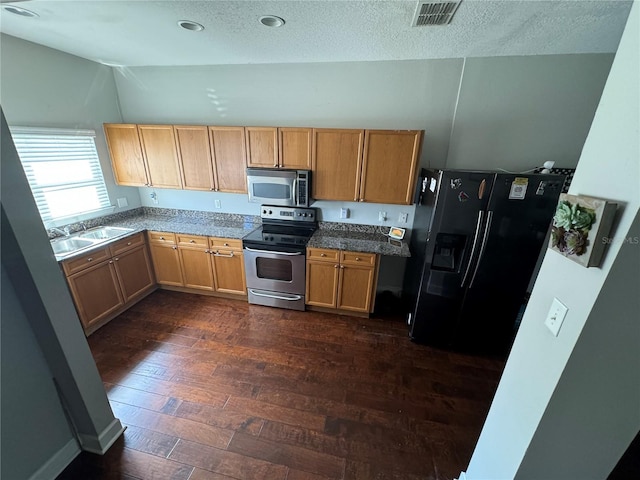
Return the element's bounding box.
[260,205,317,223]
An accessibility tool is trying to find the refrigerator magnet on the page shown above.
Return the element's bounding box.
[509,177,528,200]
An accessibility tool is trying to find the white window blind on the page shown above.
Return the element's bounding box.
[10,127,111,224]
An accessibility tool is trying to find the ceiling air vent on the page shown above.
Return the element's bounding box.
[412,1,462,26]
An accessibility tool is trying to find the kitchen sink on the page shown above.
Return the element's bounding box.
[50,226,135,259]
[51,237,98,255]
[79,226,134,240]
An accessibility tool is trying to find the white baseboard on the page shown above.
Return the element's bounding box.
[78,418,125,454]
[28,438,80,480]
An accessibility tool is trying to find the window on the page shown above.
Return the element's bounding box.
[10,127,111,224]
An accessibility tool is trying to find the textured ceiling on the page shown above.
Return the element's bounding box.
[0,0,633,67]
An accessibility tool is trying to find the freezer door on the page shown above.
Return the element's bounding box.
[409,170,495,344]
[454,173,565,351]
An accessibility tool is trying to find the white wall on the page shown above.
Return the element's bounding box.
[447,54,614,170]
[466,2,639,478]
[0,34,141,220]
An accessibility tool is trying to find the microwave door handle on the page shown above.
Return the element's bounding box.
[293,177,298,205]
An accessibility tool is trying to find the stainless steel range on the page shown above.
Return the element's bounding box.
[243,205,317,311]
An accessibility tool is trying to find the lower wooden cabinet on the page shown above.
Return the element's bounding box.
[306,247,379,314]
[149,231,246,297]
[62,233,155,334]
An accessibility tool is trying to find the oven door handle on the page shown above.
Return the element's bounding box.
[248,289,302,301]
[244,247,303,256]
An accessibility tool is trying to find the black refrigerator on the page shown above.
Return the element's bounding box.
[404,169,565,353]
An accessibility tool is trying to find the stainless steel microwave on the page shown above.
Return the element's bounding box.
[246,168,312,207]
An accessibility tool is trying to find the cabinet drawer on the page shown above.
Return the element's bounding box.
[148,231,177,244]
[209,237,242,250]
[110,232,145,256]
[62,246,111,276]
[177,234,208,248]
[307,248,339,262]
[341,251,376,267]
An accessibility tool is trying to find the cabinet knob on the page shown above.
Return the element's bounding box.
[87,257,93,262]
[205,249,210,254]
[109,260,113,264]
[160,236,165,240]
[274,164,278,168]
[172,246,177,250]
[320,253,326,257]
[190,240,196,243]
[355,257,361,261]
[334,264,339,268]
[223,243,229,246]
[127,241,132,246]
[114,257,119,261]
[340,265,345,269]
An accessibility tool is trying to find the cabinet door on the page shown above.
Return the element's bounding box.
[67,260,124,329]
[148,242,184,286]
[212,250,246,295]
[175,125,215,191]
[279,127,312,170]
[312,129,364,201]
[305,260,339,308]
[337,264,376,313]
[245,127,278,168]
[104,124,148,186]
[179,246,215,291]
[360,130,422,205]
[210,127,247,193]
[113,245,155,302]
[138,125,183,188]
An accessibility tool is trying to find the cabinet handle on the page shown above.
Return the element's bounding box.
[87,257,93,262]
[214,251,234,258]
[320,253,326,257]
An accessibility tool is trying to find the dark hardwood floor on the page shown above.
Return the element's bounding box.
[58,290,504,480]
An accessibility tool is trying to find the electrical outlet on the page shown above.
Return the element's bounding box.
[378,211,387,222]
[116,197,128,208]
[340,208,349,219]
[399,212,408,223]
[545,297,568,337]
[150,191,159,205]
[215,199,221,209]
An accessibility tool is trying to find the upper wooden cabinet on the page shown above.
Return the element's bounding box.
[360,130,422,205]
[278,128,312,170]
[245,127,278,168]
[104,124,148,186]
[175,125,248,193]
[105,124,183,189]
[246,127,312,170]
[174,125,215,191]
[209,126,247,193]
[138,125,183,189]
[312,129,364,201]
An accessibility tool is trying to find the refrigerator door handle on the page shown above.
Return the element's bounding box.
[469,210,493,289]
[461,210,485,287]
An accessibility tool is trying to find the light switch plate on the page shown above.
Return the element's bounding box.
[116,197,128,208]
[545,297,568,337]
[214,199,221,209]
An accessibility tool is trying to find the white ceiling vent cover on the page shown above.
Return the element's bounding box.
[412,1,462,26]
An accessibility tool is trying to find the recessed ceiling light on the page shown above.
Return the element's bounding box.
[259,15,285,27]
[2,5,39,18]
[178,20,204,32]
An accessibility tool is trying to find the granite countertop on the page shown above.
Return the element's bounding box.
[107,214,260,240]
[308,229,411,257]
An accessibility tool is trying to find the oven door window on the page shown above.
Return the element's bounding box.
[256,257,292,282]
[253,183,291,200]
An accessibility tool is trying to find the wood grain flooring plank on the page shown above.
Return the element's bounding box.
[224,396,327,431]
[119,424,179,458]
[111,401,234,449]
[227,432,345,479]
[173,400,265,436]
[168,439,287,480]
[105,383,173,412]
